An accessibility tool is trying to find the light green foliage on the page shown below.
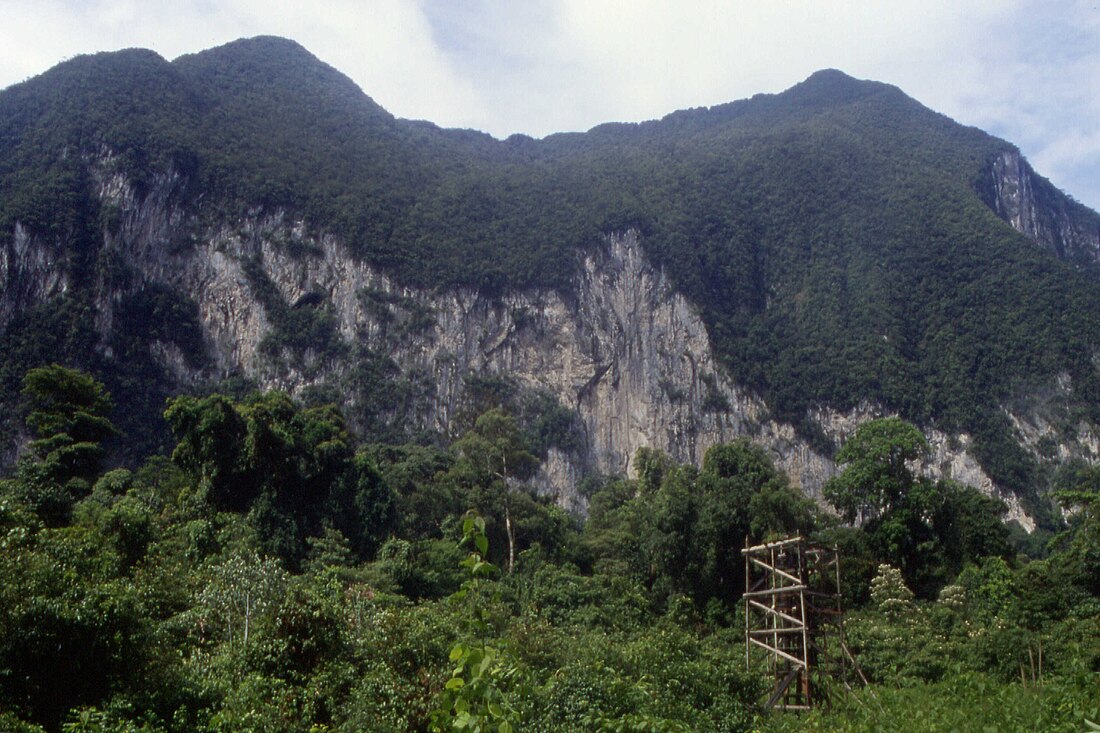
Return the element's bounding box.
[515,563,651,630]
[849,564,933,684]
[61,707,151,733]
[757,674,1099,732]
[1,376,1098,732]
[520,623,764,733]
[72,471,158,571]
[447,410,542,574]
[196,550,288,648]
[431,512,525,733]
[304,527,354,572]
[21,365,117,449]
[870,564,915,619]
[956,556,1016,623]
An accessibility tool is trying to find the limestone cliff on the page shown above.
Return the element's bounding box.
[984,149,1100,266]
[99,181,841,511]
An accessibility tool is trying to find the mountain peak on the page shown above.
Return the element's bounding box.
[782,68,895,107]
[171,35,390,121]
[173,35,316,67]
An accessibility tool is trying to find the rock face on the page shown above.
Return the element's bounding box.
[4,156,1097,525]
[106,193,841,511]
[985,149,1100,265]
[0,223,71,325]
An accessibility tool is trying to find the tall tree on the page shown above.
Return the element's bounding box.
[6,365,118,524]
[165,391,396,564]
[824,416,929,524]
[825,417,1012,597]
[449,409,538,574]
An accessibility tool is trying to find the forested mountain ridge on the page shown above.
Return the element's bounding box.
[3,36,1100,524]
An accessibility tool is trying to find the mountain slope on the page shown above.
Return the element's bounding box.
[2,37,1100,522]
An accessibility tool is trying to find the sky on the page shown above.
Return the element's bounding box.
[0,0,1097,210]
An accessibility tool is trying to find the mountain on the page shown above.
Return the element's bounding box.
[2,36,1100,526]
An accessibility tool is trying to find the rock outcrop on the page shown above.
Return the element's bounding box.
[985,149,1100,266]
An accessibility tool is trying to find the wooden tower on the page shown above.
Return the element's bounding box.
[742,536,861,710]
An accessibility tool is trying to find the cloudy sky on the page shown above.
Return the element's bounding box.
[1,0,1097,210]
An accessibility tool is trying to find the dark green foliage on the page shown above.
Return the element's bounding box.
[6,32,1100,718]
[824,417,929,523]
[367,443,458,539]
[445,409,542,574]
[6,366,118,525]
[0,286,207,468]
[240,256,348,375]
[164,391,397,565]
[1053,466,1100,595]
[0,523,161,731]
[586,440,818,611]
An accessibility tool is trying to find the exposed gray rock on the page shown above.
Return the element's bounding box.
[986,149,1100,265]
[0,223,70,326]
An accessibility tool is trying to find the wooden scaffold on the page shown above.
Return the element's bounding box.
[742,536,864,710]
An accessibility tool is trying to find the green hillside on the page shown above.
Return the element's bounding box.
[2,37,1100,506]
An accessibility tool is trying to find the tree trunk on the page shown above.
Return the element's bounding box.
[505,501,515,575]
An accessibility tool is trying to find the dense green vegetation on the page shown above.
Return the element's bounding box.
[0,368,1096,732]
[4,37,1100,507]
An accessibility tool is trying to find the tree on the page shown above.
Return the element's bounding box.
[825,418,1013,597]
[163,393,251,510]
[696,440,816,606]
[591,441,818,611]
[824,417,929,524]
[165,391,396,565]
[931,479,1011,573]
[7,365,118,525]
[196,550,287,648]
[870,563,915,620]
[326,451,397,559]
[449,409,538,574]
[1053,466,1100,595]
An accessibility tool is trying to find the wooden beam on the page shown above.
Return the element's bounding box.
[743,584,807,598]
[749,627,806,636]
[749,637,809,667]
[747,599,805,626]
[742,536,805,553]
[749,558,803,585]
[764,667,802,709]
